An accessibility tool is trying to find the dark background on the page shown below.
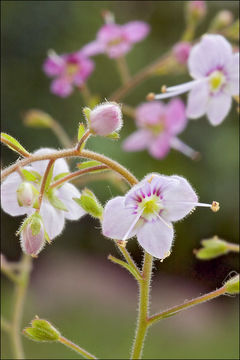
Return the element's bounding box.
[1,1,239,359]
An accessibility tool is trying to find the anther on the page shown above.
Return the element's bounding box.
[161,85,167,93]
[146,92,155,101]
[211,201,220,212]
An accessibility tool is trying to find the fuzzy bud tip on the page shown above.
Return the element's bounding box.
[89,102,122,136]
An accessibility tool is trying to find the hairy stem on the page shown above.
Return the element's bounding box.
[59,336,97,359]
[76,129,91,151]
[36,159,55,211]
[131,253,153,359]
[11,254,32,359]
[108,255,142,281]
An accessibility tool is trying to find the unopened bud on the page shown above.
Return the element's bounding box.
[172,41,192,64]
[210,10,234,31]
[20,214,45,257]
[17,182,36,207]
[224,274,239,295]
[73,188,103,219]
[195,236,228,260]
[23,110,53,128]
[23,317,60,342]
[186,1,206,23]
[88,102,123,136]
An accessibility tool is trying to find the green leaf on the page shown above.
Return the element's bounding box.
[73,188,103,218]
[77,123,85,141]
[21,169,41,183]
[16,216,32,236]
[30,213,43,236]
[76,160,102,170]
[82,107,92,123]
[48,191,68,212]
[1,132,30,157]
[53,172,69,182]
[106,131,120,140]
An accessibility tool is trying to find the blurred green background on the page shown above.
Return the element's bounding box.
[1,1,239,359]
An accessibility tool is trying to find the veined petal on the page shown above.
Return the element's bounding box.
[186,82,209,119]
[206,93,232,126]
[39,200,65,239]
[188,34,233,78]
[166,98,187,134]
[137,219,174,259]
[102,196,138,240]
[57,183,86,220]
[149,134,171,159]
[31,148,69,178]
[162,175,198,222]
[122,129,152,152]
[122,21,150,43]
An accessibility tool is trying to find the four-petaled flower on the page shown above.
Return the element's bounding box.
[81,21,150,59]
[123,99,198,159]
[102,173,217,259]
[154,34,239,125]
[43,51,94,97]
[1,148,86,242]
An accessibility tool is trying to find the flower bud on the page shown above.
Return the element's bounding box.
[186,1,206,23]
[224,274,239,295]
[20,214,45,257]
[172,42,191,64]
[23,109,53,128]
[88,102,122,136]
[23,317,60,342]
[17,182,35,207]
[210,10,234,31]
[73,188,103,219]
[195,236,228,260]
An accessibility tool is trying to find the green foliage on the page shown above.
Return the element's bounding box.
[23,317,60,342]
[1,132,30,157]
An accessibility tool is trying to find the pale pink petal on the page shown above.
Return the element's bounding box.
[39,200,65,239]
[122,21,150,43]
[162,175,198,222]
[81,41,105,57]
[226,53,239,95]
[102,196,138,240]
[149,134,171,159]
[166,98,187,134]
[1,172,29,216]
[57,183,86,220]
[188,34,232,79]
[50,77,73,97]
[135,102,165,127]
[206,93,232,125]
[31,148,69,177]
[43,54,65,77]
[73,58,95,86]
[122,130,152,152]
[137,219,174,259]
[187,82,209,119]
[97,24,122,43]
[106,42,132,58]
[173,41,191,64]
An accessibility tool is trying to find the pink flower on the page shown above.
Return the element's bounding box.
[20,214,45,256]
[187,1,207,21]
[153,35,239,125]
[43,51,94,97]
[89,102,123,136]
[1,148,86,242]
[102,173,217,259]
[173,42,192,64]
[123,99,198,159]
[81,21,150,59]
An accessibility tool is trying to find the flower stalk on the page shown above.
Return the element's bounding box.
[58,336,97,359]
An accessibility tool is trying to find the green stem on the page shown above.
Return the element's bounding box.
[50,118,72,148]
[59,336,97,359]
[116,243,142,279]
[1,317,12,333]
[80,84,92,106]
[76,129,91,151]
[148,286,226,326]
[108,255,142,281]
[11,254,32,359]
[116,56,131,85]
[131,253,153,359]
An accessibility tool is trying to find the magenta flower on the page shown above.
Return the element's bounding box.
[123,99,198,159]
[81,21,150,59]
[1,148,86,242]
[89,102,123,136]
[43,50,94,97]
[102,173,218,259]
[154,35,239,125]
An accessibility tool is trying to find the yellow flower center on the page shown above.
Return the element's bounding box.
[139,197,163,220]
[108,37,123,47]
[209,70,226,92]
[66,63,79,76]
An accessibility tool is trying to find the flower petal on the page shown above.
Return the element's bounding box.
[149,134,171,159]
[31,148,69,178]
[166,98,187,134]
[137,219,174,259]
[226,53,239,95]
[135,102,165,127]
[162,175,198,222]
[122,21,150,43]
[188,34,232,78]
[122,130,152,152]
[50,77,73,97]
[43,54,65,77]
[206,93,232,126]
[40,200,65,239]
[187,82,209,119]
[57,183,86,220]
[81,41,105,57]
[102,196,138,240]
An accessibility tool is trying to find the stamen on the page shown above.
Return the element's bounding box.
[146,92,155,101]
[161,85,167,93]
[153,79,206,100]
[165,79,202,93]
[156,213,173,229]
[164,200,220,210]
[122,209,143,241]
[211,201,220,212]
[170,137,200,160]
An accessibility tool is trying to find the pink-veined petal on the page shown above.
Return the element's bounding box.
[57,183,86,220]
[122,21,150,43]
[149,134,171,159]
[31,148,69,178]
[102,196,138,240]
[162,175,198,222]
[122,129,152,152]
[39,200,65,240]
[137,219,174,259]
[206,92,232,126]
[50,77,73,97]
[187,82,209,119]
[188,34,233,79]
[166,98,187,134]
